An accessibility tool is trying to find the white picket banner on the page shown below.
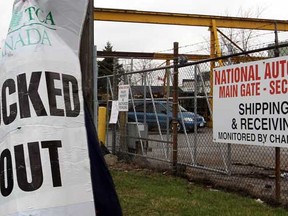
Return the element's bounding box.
[0,0,95,215]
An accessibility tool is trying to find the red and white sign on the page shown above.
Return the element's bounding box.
[0,0,95,215]
[213,56,288,147]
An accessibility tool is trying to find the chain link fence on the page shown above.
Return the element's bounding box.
[97,42,288,206]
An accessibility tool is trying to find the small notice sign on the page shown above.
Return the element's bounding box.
[118,85,129,111]
[109,101,119,124]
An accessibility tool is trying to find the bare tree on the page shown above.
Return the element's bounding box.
[129,59,161,86]
[220,6,266,55]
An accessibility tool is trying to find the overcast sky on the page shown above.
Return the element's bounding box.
[1,0,287,53]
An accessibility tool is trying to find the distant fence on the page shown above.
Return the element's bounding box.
[97,42,288,205]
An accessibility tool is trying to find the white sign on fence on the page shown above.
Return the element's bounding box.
[0,0,95,215]
[213,56,288,148]
[109,100,119,124]
[118,85,130,111]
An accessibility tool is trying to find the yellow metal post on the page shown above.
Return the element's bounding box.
[208,20,223,128]
[211,20,223,67]
[97,106,107,145]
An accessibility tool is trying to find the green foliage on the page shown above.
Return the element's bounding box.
[97,42,125,93]
[111,169,288,216]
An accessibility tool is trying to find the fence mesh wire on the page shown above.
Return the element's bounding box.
[97,43,288,205]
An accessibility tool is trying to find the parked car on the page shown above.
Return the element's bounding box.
[128,101,206,132]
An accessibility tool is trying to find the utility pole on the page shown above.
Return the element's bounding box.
[80,0,94,117]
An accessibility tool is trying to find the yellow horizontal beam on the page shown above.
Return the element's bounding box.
[94,8,288,31]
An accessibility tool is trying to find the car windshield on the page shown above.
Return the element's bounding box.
[129,101,188,113]
[164,102,188,112]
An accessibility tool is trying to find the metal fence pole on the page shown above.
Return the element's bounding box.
[119,74,128,154]
[193,66,198,163]
[227,144,232,175]
[112,58,117,155]
[166,60,171,157]
[274,22,281,203]
[93,46,98,129]
[172,42,179,175]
